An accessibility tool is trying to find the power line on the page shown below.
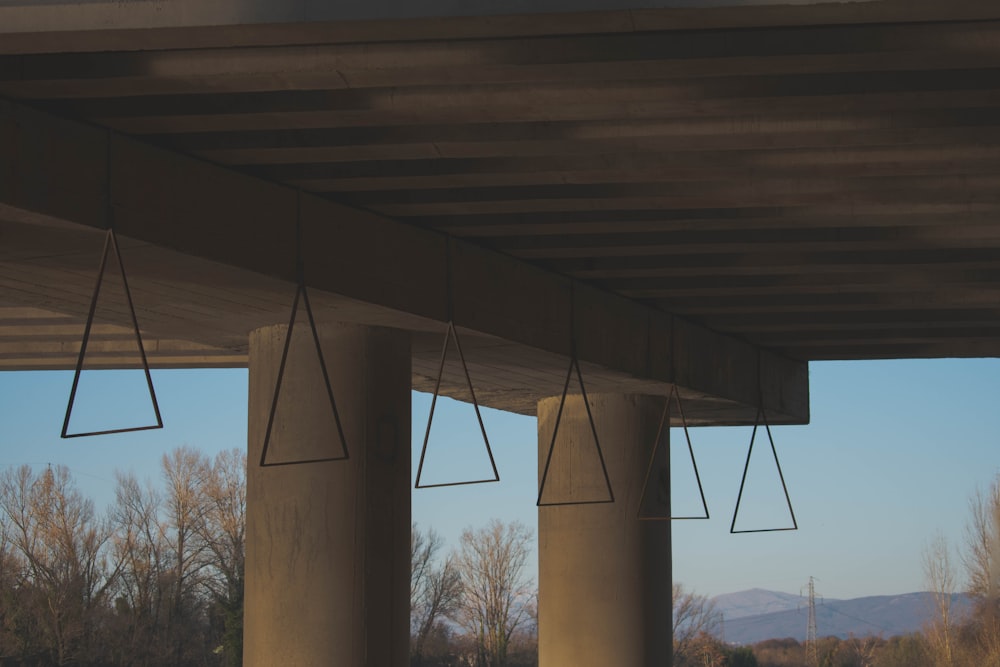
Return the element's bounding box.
[823,604,892,635]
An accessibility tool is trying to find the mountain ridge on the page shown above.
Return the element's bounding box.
[713,588,835,620]
[709,589,972,645]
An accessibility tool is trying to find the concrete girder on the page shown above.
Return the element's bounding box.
[0,1,887,41]
[1,0,1000,55]
[0,97,807,423]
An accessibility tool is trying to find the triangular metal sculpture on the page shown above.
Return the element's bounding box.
[415,321,499,488]
[638,384,709,520]
[729,404,798,534]
[537,355,615,507]
[259,280,349,467]
[62,229,163,438]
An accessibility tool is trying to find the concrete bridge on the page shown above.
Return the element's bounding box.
[2,0,999,664]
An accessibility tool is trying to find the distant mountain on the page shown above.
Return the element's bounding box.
[713,588,827,620]
[711,590,972,645]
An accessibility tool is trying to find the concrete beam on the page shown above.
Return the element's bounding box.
[1,1,998,55]
[0,0,869,37]
[0,97,807,423]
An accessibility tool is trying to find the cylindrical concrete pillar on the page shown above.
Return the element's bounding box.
[245,324,410,667]
[538,393,672,667]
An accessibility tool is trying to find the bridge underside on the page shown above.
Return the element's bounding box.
[4,0,1000,422]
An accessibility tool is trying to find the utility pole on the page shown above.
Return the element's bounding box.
[804,576,819,667]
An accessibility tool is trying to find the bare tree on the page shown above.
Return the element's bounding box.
[0,465,118,666]
[160,447,213,664]
[960,476,1000,666]
[411,523,439,608]
[411,524,463,663]
[108,448,245,667]
[0,501,32,660]
[673,583,722,665]
[923,534,957,667]
[198,448,246,667]
[109,471,169,666]
[689,632,727,667]
[964,479,1000,599]
[454,519,533,667]
[0,449,247,667]
[846,633,882,667]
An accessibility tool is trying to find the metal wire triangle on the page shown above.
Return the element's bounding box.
[259,282,349,467]
[730,404,798,534]
[414,321,500,489]
[62,229,163,438]
[537,356,615,507]
[638,385,709,521]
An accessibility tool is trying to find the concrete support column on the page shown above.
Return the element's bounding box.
[245,324,410,667]
[538,394,672,667]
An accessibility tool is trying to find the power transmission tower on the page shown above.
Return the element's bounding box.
[804,576,820,667]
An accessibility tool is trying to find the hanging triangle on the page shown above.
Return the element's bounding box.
[415,322,499,488]
[638,385,709,520]
[62,229,163,438]
[537,356,615,507]
[730,406,798,533]
[259,282,348,467]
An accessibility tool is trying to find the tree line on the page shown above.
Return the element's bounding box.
[914,474,1000,667]
[672,618,928,667]
[0,448,245,667]
[672,474,1000,667]
[0,448,539,667]
[410,520,537,667]
[673,581,937,667]
[14,445,1000,667]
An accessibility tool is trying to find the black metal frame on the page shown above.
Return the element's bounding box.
[62,229,163,438]
[259,191,349,467]
[259,280,349,467]
[729,404,798,534]
[638,384,709,521]
[414,321,499,488]
[536,355,615,507]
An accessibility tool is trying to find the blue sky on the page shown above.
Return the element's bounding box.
[2,358,998,601]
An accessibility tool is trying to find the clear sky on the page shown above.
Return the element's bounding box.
[2,357,998,601]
